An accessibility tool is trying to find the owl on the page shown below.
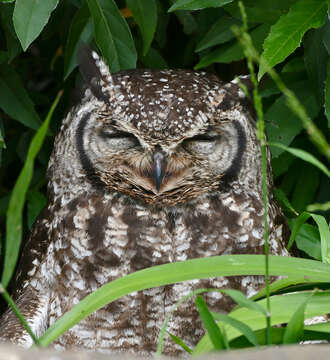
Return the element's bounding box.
[0,46,290,355]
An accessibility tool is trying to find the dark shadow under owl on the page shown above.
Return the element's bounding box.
[0,47,290,355]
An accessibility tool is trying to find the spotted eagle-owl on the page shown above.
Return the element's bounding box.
[0,46,290,355]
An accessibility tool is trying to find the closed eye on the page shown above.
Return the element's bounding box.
[99,130,137,140]
[189,134,217,141]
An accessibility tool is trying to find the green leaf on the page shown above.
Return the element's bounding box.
[1,91,62,288]
[169,0,234,12]
[37,255,330,347]
[293,222,322,261]
[13,0,59,51]
[87,0,137,72]
[282,295,312,343]
[265,84,319,158]
[0,64,41,130]
[303,27,329,104]
[268,143,330,178]
[195,295,226,350]
[212,312,259,346]
[194,290,330,354]
[27,190,47,229]
[287,212,330,263]
[258,0,328,80]
[195,24,270,69]
[167,332,192,354]
[64,4,93,79]
[325,60,330,128]
[309,214,330,264]
[195,14,241,52]
[307,201,330,212]
[0,117,5,165]
[126,0,157,56]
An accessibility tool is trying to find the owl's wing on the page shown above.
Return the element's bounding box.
[0,207,52,346]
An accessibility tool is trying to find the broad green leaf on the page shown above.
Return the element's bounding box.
[0,64,41,130]
[127,0,157,56]
[87,0,137,72]
[167,332,192,354]
[281,57,305,73]
[325,60,330,128]
[37,256,330,347]
[291,222,322,261]
[303,28,329,104]
[13,0,59,51]
[169,0,234,12]
[287,212,330,263]
[291,164,320,214]
[195,24,270,69]
[27,190,47,229]
[1,91,62,288]
[265,84,320,158]
[258,0,328,80]
[194,290,330,354]
[195,14,241,52]
[64,4,93,79]
[195,296,226,350]
[268,143,330,178]
[212,312,258,346]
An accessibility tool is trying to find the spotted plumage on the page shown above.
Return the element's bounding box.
[0,46,290,355]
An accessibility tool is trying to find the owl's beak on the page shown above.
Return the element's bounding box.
[153,148,166,192]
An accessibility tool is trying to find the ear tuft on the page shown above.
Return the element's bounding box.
[78,44,113,102]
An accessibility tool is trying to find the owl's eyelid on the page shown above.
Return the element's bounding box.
[189,134,219,142]
[100,130,137,140]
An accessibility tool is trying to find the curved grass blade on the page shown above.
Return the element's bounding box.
[268,142,330,178]
[1,91,63,288]
[167,332,192,354]
[38,256,330,347]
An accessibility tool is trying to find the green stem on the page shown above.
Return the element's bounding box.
[0,283,40,346]
[235,2,271,344]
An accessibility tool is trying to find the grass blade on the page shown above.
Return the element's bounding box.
[167,332,192,354]
[268,142,330,178]
[212,312,259,346]
[1,91,62,288]
[282,294,312,343]
[195,295,226,350]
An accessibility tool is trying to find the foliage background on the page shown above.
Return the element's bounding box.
[0,0,329,344]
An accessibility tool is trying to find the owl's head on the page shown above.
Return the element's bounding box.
[51,47,260,206]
